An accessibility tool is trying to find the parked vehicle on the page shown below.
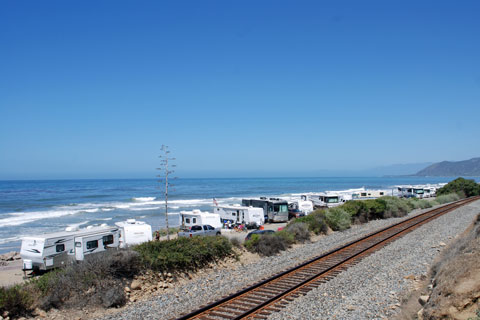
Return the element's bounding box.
[20,220,152,272]
[179,209,222,229]
[245,229,275,241]
[301,193,343,208]
[214,204,265,226]
[241,197,289,223]
[397,186,425,199]
[177,225,222,238]
[288,200,314,219]
[115,219,152,248]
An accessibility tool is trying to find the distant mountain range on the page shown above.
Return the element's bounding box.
[415,157,480,177]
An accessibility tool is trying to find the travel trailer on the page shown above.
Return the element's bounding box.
[301,193,343,208]
[288,200,314,218]
[351,189,389,200]
[241,197,289,223]
[179,209,222,229]
[214,204,265,226]
[115,219,152,248]
[21,224,121,271]
[21,220,153,272]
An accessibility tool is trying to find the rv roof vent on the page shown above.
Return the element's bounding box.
[65,226,79,232]
[126,219,136,224]
[100,223,108,227]
[86,225,93,229]
[192,209,201,214]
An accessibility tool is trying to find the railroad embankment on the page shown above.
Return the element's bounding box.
[397,213,480,320]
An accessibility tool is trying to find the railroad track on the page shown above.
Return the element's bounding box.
[175,196,480,320]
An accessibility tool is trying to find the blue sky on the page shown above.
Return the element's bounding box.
[1,1,479,179]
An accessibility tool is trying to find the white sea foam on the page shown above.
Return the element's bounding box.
[132,197,156,202]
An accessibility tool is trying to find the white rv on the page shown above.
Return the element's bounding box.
[115,219,152,248]
[21,224,121,271]
[180,209,222,229]
[288,200,314,215]
[301,193,343,208]
[213,204,265,226]
[351,189,389,200]
[397,186,425,199]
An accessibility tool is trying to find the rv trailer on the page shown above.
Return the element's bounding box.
[20,224,120,272]
[179,209,222,229]
[115,219,152,248]
[214,204,265,226]
[241,197,289,223]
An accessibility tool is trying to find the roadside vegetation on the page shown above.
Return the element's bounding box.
[436,177,480,198]
[0,236,235,319]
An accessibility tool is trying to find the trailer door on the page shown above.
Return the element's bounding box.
[74,237,84,261]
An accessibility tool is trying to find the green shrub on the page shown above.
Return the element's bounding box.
[291,210,328,235]
[244,234,289,256]
[342,199,386,223]
[285,222,311,243]
[0,285,33,318]
[434,193,461,205]
[437,177,480,198]
[324,207,351,231]
[376,196,410,218]
[33,250,138,310]
[134,236,233,272]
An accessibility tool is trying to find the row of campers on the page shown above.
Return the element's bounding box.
[20,219,152,272]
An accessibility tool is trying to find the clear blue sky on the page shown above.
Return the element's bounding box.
[1,1,479,179]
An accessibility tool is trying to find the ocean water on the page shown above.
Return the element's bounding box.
[0,177,458,253]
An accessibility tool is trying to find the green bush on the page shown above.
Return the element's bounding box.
[406,198,433,210]
[244,234,289,256]
[0,285,32,318]
[285,222,311,242]
[434,193,461,205]
[291,210,329,235]
[342,199,386,223]
[376,196,410,218]
[324,207,351,231]
[437,177,480,198]
[134,236,233,272]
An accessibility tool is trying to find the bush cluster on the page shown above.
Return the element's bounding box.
[134,235,233,271]
[0,285,32,318]
[244,234,290,256]
[324,207,351,231]
[437,177,480,198]
[292,210,329,235]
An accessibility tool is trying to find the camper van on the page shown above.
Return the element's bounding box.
[179,209,222,229]
[214,204,265,226]
[301,193,343,208]
[21,224,121,271]
[397,186,425,199]
[115,219,152,248]
[241,197,289,223]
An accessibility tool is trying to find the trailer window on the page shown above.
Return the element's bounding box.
[193,218,197,223]
[103,235,114,245]
[185,218,190,224]
[75,242,81,248]
[86,240,98,250]
[56,244,65,252]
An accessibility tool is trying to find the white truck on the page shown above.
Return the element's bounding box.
[177,225,222,238]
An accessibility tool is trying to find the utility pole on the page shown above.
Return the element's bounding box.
[157,145,176,241]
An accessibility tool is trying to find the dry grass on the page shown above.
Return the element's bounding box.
[423,213,480,319]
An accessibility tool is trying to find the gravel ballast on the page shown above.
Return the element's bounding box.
[99,200,480,320]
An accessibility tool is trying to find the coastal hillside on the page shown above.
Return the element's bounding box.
[415,157,480,176]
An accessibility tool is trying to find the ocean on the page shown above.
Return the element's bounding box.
[0,177,458,254]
